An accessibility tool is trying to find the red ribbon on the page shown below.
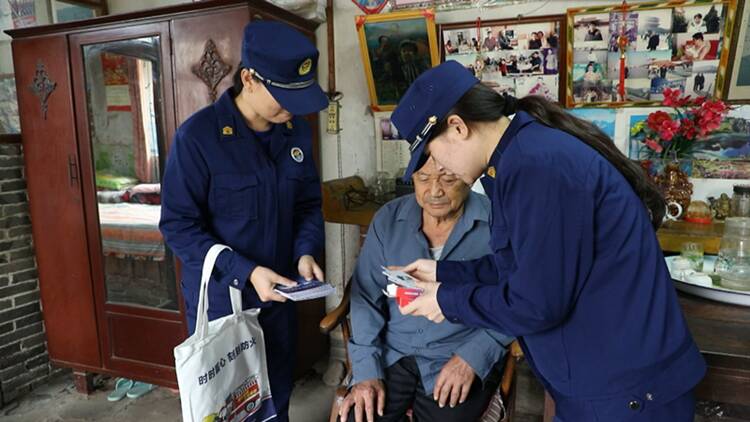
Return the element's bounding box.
[618,1,629,101]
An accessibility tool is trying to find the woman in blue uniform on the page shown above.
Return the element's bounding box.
[159,21,327,421]
[390,61,705,421]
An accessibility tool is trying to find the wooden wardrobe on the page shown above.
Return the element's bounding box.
[8,0,326,391]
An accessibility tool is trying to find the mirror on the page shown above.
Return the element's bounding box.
[82,36,178,311]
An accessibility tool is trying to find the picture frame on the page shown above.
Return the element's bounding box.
[566,0,739,108]
[439,14,567,103]
[724,0,750,102]
[356,9,440,111]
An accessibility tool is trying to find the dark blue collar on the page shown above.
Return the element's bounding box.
[214,88,252,141]
[213,88,293,159]
[488,110,536,168]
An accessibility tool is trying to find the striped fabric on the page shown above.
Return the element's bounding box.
[98,203,165,260]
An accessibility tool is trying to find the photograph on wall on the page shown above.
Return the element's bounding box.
[726,0,750,102]
[379,117,402,140]
[441,17,563,102]
[672,4,723,35]
[572,48,610,103]
[573,13,610,50]
[9,0,35,28]
[542,48,558,74]
[567,107,617,139]
[635,9,672,52]
[515,75,558,101]
[623,78,652,101]
[692,105,750,160]
[357,10,440,110]
[481,72,516,96]
[607,50,672,79]
[674,31,721,61]
[608,11,638,52]
[684,60,718,97]
[690,105,750,178]
[443,21,559,56]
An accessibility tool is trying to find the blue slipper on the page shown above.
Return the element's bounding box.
[126,381,155,399]
[107,378,133,402]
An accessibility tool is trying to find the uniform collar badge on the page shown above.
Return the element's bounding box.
[298,58,313,76]
[222,126,234,136]
[291,147,304,163]
[286,121,294,130]
[487,166,496,178]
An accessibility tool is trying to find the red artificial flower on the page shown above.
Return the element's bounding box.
[679,118,697,140]
[692,96,707,106]
[662,88,691,107]
[644,137,663,153]
[647,111,680,141]
[695,100,729,136]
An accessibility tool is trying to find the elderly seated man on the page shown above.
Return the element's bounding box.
[339,158,513,422]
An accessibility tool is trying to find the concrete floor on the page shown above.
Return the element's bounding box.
[0,363,336,422]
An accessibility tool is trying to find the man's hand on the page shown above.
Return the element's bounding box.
[298,254,325,281]
[433,355,476,408]
[339,379,386,422]
[248,266,296,302]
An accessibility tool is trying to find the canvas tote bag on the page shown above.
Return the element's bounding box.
[174,244,276,422]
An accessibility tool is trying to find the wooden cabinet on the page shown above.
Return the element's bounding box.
[8,0,324,390]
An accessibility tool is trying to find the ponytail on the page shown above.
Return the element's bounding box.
[434,83,666,229]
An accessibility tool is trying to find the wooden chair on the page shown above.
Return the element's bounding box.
[320,281,525,422]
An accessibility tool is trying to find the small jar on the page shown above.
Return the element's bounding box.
[730,185,750,217]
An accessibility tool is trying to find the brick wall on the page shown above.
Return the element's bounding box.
[0,140,61,407]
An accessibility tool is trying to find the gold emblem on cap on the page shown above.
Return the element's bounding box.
[222,126,233,136]
[487,166,496,178]
[286,121,294,130]
[298,58,313,76]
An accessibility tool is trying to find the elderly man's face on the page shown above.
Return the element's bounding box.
[412,157,470,219]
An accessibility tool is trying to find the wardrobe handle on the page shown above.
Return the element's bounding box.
[68,154,78,186]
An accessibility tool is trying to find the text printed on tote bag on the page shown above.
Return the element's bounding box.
[197,338,257,386]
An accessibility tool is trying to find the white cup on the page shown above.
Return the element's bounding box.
[665,201,683,222]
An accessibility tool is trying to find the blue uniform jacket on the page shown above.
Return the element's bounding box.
[159,88,324,333]
[436,111,706,421]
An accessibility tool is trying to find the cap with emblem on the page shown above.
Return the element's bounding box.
[391,60,479,181]
[242,20,327,115]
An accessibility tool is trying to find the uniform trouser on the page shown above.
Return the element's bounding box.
[258,301,297,422]
[554,390,695,422]
[341,356,502,422]
[186,300,298,422]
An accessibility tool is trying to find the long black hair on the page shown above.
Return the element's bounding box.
[434,83,666,228]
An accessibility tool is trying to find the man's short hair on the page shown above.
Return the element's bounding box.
[692,32,704,41]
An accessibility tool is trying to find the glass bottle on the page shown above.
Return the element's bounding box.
[730,185,750,217]
[715,217,750,291]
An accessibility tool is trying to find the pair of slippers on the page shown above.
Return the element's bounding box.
[107,378,156,402]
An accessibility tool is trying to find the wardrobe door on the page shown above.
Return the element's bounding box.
[70,22,183,387]
[12,35,101,369]
[171,4,250,127]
